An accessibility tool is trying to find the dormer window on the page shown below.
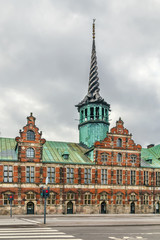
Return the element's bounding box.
[26,148,35,158]
[27,130,35,141]
[117,138,122,147]
[62,151,69,160]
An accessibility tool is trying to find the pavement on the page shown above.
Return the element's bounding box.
[1,214,160,227]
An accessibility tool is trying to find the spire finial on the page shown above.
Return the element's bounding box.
[93,19,96,39]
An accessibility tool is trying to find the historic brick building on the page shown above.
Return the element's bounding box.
[0,21,160,215]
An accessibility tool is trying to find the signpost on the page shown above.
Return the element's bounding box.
[8,195,14,218]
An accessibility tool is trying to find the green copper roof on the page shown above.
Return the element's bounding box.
[0,137,17,161]
[141,145,160,168]
[0,138,93,165]
[43,141,93,164]
[1,137,160,168]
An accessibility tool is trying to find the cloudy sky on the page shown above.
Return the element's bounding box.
[0,0,160,148]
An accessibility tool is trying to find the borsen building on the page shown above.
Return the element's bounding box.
[0,21,160,215]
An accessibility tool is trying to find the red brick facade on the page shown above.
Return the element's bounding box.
[0,115,160,215]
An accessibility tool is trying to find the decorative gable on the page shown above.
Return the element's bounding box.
[94,117,141,167]
[15,113,46,162]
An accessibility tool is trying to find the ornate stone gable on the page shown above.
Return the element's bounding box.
[15,113,46,163]
[94,118,141,167]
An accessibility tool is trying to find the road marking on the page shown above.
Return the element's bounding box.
[0,230,58,233]
[21,218,41,224]
[0,227,83,240]
[0,227,52,231]
[0,232,65,235]
[0,236,74,239]
[109,237,147,240]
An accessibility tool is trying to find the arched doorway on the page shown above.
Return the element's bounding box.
[67,201,73,214]
[101,201,106,214]
[156,202,160,213]
[130,202,135,214]
[27,202,34,214]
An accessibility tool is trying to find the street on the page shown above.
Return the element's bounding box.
[56,225,160,240]
[0,215,160,239]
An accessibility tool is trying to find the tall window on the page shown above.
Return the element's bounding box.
[84,193,91,205]
[116,193,122,204]
[144,171,149,185]
[84,168,91,184]
[101,169,107,184]
[156,172,160,186]
[117,138,122,147]
[117,153,122,162]
[27,130,35,140]
[101,153,108,163]
[47,193,56,205]
[47,167,55,183]
[117,170,122,184]
[67,168,74,184]
[26,148,35,158]
[143,194,149,204]
[26,166,34,183]
[131,170,136,185]
[4,165,13,183]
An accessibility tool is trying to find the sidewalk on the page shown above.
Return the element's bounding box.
[0,214,160,227]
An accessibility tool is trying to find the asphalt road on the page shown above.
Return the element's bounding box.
[0,215,160,239]
[55,225,160,240]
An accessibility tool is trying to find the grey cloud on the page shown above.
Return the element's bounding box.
[0,0,160,148]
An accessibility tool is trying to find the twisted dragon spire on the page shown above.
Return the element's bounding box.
[76,20,108,108]
[87,19,101,99]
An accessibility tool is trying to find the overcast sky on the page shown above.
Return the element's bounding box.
[1,0,160,148]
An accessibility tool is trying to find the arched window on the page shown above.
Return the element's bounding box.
[26,191,35,200]
[27,130,35,141]
[67,192,75,200]
[117,153,122,162]
[117,138,122,147]
[130,193,136,201]
[100,192,108,201]
[26,148,35,158]
[84,193,92,205]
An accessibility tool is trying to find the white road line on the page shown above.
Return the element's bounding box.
[0,228,52,230]
[0,236,74,239]
[21,218,41,224]
[0,232,65,235]
[0,230,58,233]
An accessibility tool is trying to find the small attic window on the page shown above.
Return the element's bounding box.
[146,159,152,164]
[62,151,69,160]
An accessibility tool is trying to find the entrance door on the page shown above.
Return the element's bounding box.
[101,201,106,214]
[27,202,34,214]
[67,201,73,214]
[130,202,135,214]
[156,202,160,213]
